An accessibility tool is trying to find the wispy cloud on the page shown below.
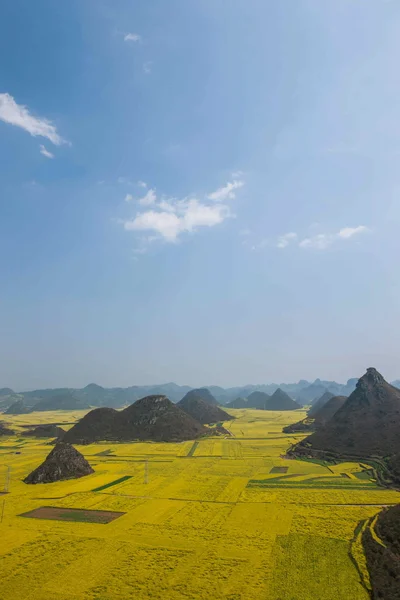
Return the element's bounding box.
[207,179,245,201]
[143,61,152,74]
[277,232,297,249]
[0,93,66,145]
[121,177,244,244]
[299,226,370,249]
[139,189,156,206]
[39,144,54,159]
[124,33,141,42]
[138,180,147,188]
[124,194,133,202]
[337,225,369,239]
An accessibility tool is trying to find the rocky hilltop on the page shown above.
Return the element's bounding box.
[63,395,208,444]
[24,442,94,484]
[292,368,400,457]
[177,393,234,424]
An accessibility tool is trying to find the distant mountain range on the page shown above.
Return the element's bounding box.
[1,376,399,413]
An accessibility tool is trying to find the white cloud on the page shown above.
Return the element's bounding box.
[299,225,369,249]
[0,93,65,145]
[299,233,333,250]
[138,180,147,188]
[39,144,54,159]
[139,189,156,206]
[277,232,297,249]
[121,177,241,245]
[143,62,152,74]
[125,210,181,242]
[124,200,231,243]
[338,225,369,239]
[207,179,244,201]
[125,193,134,202]
[124,33,141,42]
[181,199,229,231]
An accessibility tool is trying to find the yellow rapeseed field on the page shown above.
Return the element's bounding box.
[1,407,399,599]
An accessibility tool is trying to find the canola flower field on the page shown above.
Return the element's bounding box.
[1,408,400,600]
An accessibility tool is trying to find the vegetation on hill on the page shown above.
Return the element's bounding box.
[63,395,208,443]
[308,391,335,416]
[31,393,88,412]
[179,388,218,406]
[0,387,14,396]
[246,391,271,409]
[284,396,347,434]
[177,393,233,424]
[24,424,65,439]
[225,397,248,409]
[312,396,347,427]
[363,505,400,600]
[0,422,14,436]
[4,400,30,415]
[24,442,94,484]
[292,368,400,458]
[266,388,301,410]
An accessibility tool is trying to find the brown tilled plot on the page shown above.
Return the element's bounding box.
[19,506,125,524]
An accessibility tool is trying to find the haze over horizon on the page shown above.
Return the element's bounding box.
[1,1,400,391]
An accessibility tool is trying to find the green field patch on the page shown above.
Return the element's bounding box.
[270,466,288,474]
[94,449,114,456]
[187,441,199,457]
[354,469,374,480]
[92,475,132,492]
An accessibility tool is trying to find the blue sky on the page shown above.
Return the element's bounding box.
[1,0,400,390]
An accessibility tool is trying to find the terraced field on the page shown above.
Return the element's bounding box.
[1,407,399,599]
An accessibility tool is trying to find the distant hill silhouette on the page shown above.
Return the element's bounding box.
[31,393,88,412]
[225,397,248,409]
[180,388,218,406]
[308,391,335,416]
[24,424,65,439]
[64,395,208,444]
[4,376,394,410]
[177,393,234,424]
[4,400,30,415]
[246,391,271,409]
[266,388,301,410]
[24,442,94,484]
[284,395,347,434]
[312,396,347,427]
[293,368,400,458]
[0,388,14,396]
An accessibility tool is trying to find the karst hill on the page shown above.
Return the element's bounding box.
[293,368,400,457]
